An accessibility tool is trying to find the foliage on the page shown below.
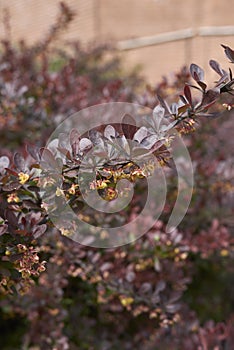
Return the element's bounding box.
[0,3,140,151]
[0,3,234,349]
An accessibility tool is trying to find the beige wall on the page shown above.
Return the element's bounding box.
[0,0,233,84]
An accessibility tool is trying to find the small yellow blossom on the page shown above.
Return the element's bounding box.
[98,188,118,201]
[68,184,78,194]
[120,296,134,307]
[60,228,71,236]
[37,265,46,273]
[180,252,188,260]
[56,187,64,196]
[48,308,59,316]
[18,172,29,184]
[90,180,108,190]
[7,193,20,203]
[220,249,229,257]
[149,311,158,319]
[222,103,233,111]
[100,230,109,239]
[17,244,27,253]
[21,270,31,279]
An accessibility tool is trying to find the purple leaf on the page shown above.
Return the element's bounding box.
[5,209,18,227]
[0,156,10,173]
[165,303,181,313]
[79,138,93,152]
[200,89,220,109]
[40,148,59,170]
[81,235,95,246]
[157,94,171,115]
[2,181,21,191]
[190,63,205,83]
[58,133,68,149]
[179,95,188,105]
[132,147,149,158]
[178,104,190,115]
[139,282,152,294]
[197,81,207,92]
[209,59,225,77]
[100,262,113,272]
[141,134,159,149]
[14,153,26,172]
[57,147,72,160]
[22,200,39,210]
[221,44,234,63]
[29,212,42,225]
[121,114,137,139]
[155,280,166,294]
[0,224,8,236]
[133,126,148,143]
[5,168,18,176]
[33,224,47,239]
[184,85,192,106]
[104,125,117,140]
[88,129,102,146]
[70,129,80,155]
[26,144,41,162]
[171,103,178,115]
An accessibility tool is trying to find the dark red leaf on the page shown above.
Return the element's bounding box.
[79,138,93,152]
[5,168,18,176]
[0,224,8,236]
[26,144,41,162]
[221,44,234,63]
[14,153,26,172]
[157,94,171,115]
[190,63,205,83]
[121,114,138,139]
[40,148,60,170]
[57,147,72,160]
[179,95,188,105]
[69,129,80,156]
[184,85,192,106]
[33,224,47,239]
[200,89,220,109]
[2,181,21,191]
[22,200,39,210]
[197,81,207,92]
[209,59,225,77]
[5,209,18,227]
[0,156,10,172]
[104,125,117,140]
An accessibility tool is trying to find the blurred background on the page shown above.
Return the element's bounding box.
[0,0,233,83]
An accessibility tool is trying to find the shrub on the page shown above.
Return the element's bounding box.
[0,3,233,349]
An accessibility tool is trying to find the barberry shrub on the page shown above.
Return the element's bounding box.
[0,3,234,349]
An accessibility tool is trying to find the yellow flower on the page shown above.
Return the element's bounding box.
[90,180,108,190]
[56,187,64,196]
[68,184,78,194]
[120,296,134,307]
[100,188,118,201]
[18,172,29,184]
[180,252,188,260]
[220,249,229,257]
[7,193,20,203]
[21,270,31,279]
[60,228,71,236]
[17,244,27,253]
